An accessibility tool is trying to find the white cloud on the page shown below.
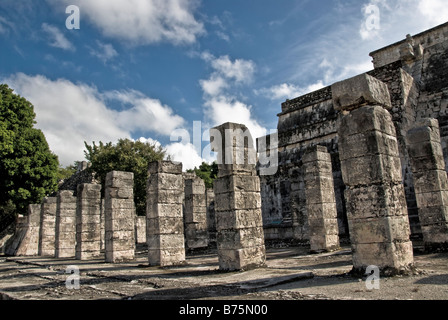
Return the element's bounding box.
[104,90,186,136]
[47,0,205,46]
[417,0,448,27]
[3,73,186,166]
[41,23,74,51]
[198,53,267,143]
[89,41,118,63]
[165,142,205,171]
[255,81,325,101]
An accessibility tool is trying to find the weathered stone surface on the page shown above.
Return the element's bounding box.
[38,197,57,257]
[338,103,414,274]
[332,74,392,111]
[104,172,135,263]
[407,119,448,251]
[303,145,340,253]
[76,183,102,260]
[146,161,185,266]
[212,123,266,271]
[55,191,77,258]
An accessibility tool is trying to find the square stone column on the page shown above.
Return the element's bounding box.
[38,197,57,257]
[211,122,266,271]
[104,171,136,263]
[17,204,41,256]
[146,161,185,266]
[76,183,102,260]
[55,190,77,258]
[184,175,209,250]
[302,145,340,253]
[407,119,448,251]
[333,74,414,275]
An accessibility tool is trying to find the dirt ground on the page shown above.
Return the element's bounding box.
[0,241,447,301]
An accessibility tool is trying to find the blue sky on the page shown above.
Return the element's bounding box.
[1,0,446,169]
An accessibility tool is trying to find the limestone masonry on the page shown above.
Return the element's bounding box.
[3,22,448,277]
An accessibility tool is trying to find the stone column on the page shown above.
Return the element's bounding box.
[147,161,185,266]
[184,175,209,250]
[211,122,266,271]
[206,188,216,245]
[407,119,448,251]
[104,171,136,263]
[38,197,57,257]
[302,145,340,253]
[135,215,147,244]
[76,183,102,260]
[333,74,414,275]
[55,190,77,258]
[20,204,41,256]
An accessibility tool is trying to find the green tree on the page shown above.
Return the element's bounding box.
[187,161,218,189]
[57,163,77,182]
[84,139,166,216]
[0,84,59,229]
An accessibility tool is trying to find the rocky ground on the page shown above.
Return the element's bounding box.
[0,241,447,302]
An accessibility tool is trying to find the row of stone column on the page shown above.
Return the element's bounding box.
[33,172,136,263]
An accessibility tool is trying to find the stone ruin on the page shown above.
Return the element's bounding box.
[3,22,448,276]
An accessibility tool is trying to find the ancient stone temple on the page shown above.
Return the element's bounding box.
[211,122,266,271]
[259,22,448,252]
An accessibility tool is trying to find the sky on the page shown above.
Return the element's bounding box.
[1,0,447,170]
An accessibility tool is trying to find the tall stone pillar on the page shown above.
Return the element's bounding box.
[206,188,216,245]
[302,145,340,253]
[38,197,57,257]
[19,204,41,256]
[104,171,136,263]
[76,183,102,260]
[211,122,266,271]
[55,190,77,258]
[333,74,414,275]
[184,175,209,250]
[147,161,185,266]
[407,119,448,251]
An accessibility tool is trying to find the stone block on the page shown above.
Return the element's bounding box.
[105,171,134,189]
[332,74,392,111]
[348,215,411,244]
[214,191,262,211]
[339,130,399,161]
[148,248,185,267]
[218,246,266,271]
[148,161,182,174]
[341,154,402,186]
[415,190,448,208]
[302,145,331,163]
[147,189,184,205]
[337,105,396,138]
[213,175,261,194]
[306,203,338,220]
[418,207,448,226]
[351,241,414,271]
[217,227,265,250]
[412,170,448,194]
[344,184,408,219]
[147,173,184,191]
[147,217,184,235]
[147,234,185,250]
[146,202,183,219]
[106,249,135,263]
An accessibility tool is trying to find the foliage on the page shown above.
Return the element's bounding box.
[57,163,77,182]
[84,139,166,216]
[0,84,59,226]
[187,161,218,189]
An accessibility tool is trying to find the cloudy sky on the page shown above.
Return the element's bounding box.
[1,0,446,170]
